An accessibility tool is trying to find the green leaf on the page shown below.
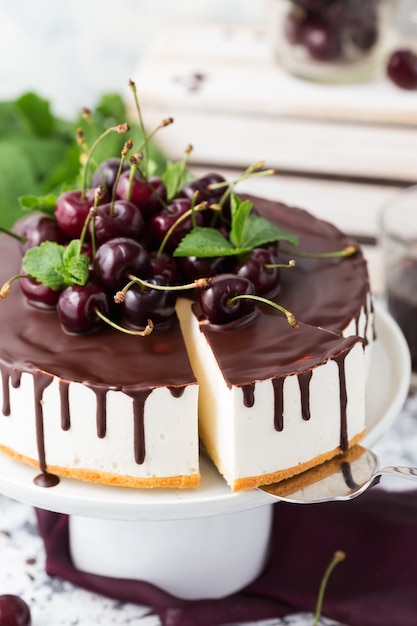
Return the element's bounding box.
[174,227,242,258]
[22,241,66,290]
[15,92,54,136]
[18,193,57,214]
[162,161,193,202]
[21,240,89,289]
[241,215,299,250]
[230,194,254,248]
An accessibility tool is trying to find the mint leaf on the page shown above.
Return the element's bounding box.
[18,193,57,214]
[22,241,66,290]
[241,215,299,250]
[230,194,254,248]
[22,240,89,289]
[162,161,193,202]
[174,227,242,257]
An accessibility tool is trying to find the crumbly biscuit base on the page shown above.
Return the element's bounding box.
[0,444,200,489]
[205,429,366,492]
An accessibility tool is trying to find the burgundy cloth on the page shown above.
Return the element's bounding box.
[36,488,417,626]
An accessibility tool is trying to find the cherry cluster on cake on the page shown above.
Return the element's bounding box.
[1,80,355,335]
[283,0,381,61]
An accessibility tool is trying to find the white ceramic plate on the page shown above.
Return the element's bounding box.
[0,303,410,521]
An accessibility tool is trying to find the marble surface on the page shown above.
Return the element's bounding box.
[1,387,416,626]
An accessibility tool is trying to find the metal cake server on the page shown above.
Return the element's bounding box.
[257,445,417,504]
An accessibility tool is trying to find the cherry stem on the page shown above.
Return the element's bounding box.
[209,162,275,208]
[110,140,134,216]
[156,200,213,260]
[0,274,28,300]
[129,79,149,177]
[264,259,296,269]
[0,226,26,244]
[94,307,154,336]
[228,294,299,328]
[279,245,357,259]
[128,152,168,210]
[82,123,130,198]
[115,275,210,302]
[313,551,346,626]
[137,117,174,154]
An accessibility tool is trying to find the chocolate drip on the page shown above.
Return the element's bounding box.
[124,389,152,465]
[341,462,358,489]
[272,377,285,431]
[84,386,107,439]
[33,372,53,473]
[332,352,348,451]
[169,386,186,398]
[34,471,60,488]
[59,381,71,431]
[1,368,10,416]
[298,371,312,421]
[242,383,255,408]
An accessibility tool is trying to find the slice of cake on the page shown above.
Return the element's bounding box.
[177,298,365,491]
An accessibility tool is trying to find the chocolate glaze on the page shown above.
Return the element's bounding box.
[0,236,196,476]
[0,195,371,479]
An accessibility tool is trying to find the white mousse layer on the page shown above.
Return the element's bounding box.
[177,298,366,491]
[0,372,199,487]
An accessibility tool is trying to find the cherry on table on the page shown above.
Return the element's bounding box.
[387,49,417,90]
[301,17,342,61]
[0,594,31,626]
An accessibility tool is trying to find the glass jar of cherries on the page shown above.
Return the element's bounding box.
[273,0,397,83]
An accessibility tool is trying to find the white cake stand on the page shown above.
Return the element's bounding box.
[0,303,411,600]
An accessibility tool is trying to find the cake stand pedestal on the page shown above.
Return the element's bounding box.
[0,304,410,600]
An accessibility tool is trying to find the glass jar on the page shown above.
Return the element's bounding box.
[272,0,397,83]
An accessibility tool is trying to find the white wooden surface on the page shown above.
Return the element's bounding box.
[133,22,417,295]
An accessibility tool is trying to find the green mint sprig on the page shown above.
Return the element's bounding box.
[22,239,89,290]
[18,193,58,215]
[173,193,299,258]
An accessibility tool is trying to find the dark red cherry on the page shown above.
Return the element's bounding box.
[149,251,180,284]
[302,18,342,60]
[57,282,110,335]
[147,198,204,253]
[180,173,230,225]
[235,248,281,296]
[178,255,232,281]
[0,594,31,626]
[116,171,167,219]
[93,200,145,245]
[120,276,176,330]
[387,49,417,90]
[15,212,68,251]
[20,275,61,310]
[198,274,256,325]
[92,157,129,193]
[93,237,151,290]
[55,189,106,239]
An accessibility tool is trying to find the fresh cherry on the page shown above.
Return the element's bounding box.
[180,173,230,225]
[20,275,62,310]
[93,237,151,290]
[0,594,31,626]
[57,281,111,334]
[235,248,281,296]
[198,274,256,325]
[115,171,167,219]
[387,49,417,90]
[147,198,204,253]
[92,157,129,193]
[55,188,108,239]
[120,276,177,330]
[93,200,145,245]
[178,254,231,282]
[15,212,68,251]
[149,251,180,284]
